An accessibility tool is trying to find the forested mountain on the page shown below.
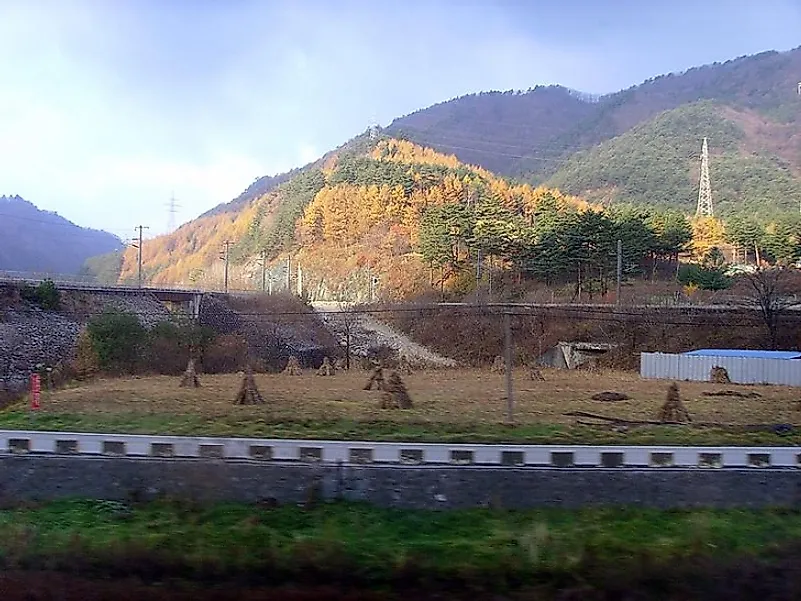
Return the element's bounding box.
[0,195,123,274]
[119,46,801,298]
[387,47,801,212]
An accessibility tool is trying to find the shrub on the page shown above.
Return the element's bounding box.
[86,309,146,373]
[145,320,215,375]
[35,279,61,310]
[71,329,100,380]
[201,334,249,373]
[677,263,732,291]
[19,279,61,310]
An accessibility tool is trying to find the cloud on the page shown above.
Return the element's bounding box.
[0,0,800,241]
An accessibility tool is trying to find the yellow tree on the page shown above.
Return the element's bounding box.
[690,216,726,261]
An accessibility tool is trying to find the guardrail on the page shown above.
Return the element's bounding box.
[0,431,798,468]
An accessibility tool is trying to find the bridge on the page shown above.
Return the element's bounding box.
[0,271,205,316]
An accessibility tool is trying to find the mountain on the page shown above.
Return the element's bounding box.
[0,196,123,274]
[120,46,801,295]
[118,138,594,296]
[387,47,801,215]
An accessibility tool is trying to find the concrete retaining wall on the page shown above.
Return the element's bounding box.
[2,455,801,509]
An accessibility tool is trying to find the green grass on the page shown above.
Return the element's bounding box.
[1,409,800,446]
[2,499,801,584]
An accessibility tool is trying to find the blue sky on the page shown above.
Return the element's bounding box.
[1,0,800,238]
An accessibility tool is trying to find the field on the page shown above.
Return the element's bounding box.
[1,368,800,445]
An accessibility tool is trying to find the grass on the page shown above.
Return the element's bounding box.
[2,499,801,588]
[1,368,800,445]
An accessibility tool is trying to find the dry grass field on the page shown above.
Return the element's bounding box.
[2,367,799,445]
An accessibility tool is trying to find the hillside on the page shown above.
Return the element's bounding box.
[546,102,801,217]
[120,139,598,296]
[387,47,801,211]
[119,46,801,295]
[0,196,123,274]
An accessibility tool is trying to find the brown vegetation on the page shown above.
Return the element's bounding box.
[710,366,731,384]
[29,368,800,428]
[179,358,201,388]
[234,367,264,405]
[382,304,801,369]
[659,383,692,423]
[379,372,413,409]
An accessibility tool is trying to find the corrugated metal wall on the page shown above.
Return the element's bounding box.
[640,353,801,386]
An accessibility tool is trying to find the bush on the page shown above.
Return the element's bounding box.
[677,264,732,291]
[70,329,99,380]
[145,320,215,374]
[19,279,61,310]
[201,334,249,374]
[86,309,146,373]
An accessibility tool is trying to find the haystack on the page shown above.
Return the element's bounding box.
[334,357,347,371]
[710,366,731,384]
[380,371,413,409]
[658,383,691,423]
[179,358,201,388]
[316,357,333,376]
[528,365,545,381]
[491,355,505,374]
[363,367,385,391]
[283,355,303,375]
[234,366,264,405]
[397,355,414,375]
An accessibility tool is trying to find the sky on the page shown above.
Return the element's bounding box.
[1,0,800,240]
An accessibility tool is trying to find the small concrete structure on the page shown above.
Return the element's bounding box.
[537,342,618,369]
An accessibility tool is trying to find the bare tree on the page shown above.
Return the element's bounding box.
[741,267,800,349]
[336,301,362,370]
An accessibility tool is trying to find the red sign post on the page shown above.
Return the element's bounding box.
[30,373,41,411]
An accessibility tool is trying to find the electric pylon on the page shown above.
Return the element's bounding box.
[695,137,714,218]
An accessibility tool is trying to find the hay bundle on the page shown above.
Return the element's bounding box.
[710,366,731,384]
[363,367,385,391]
[316,357,333,376]
[528,365,545,381]
[283,355,302,375]
[234,366,264,405]
[179,358,201,388]
[658,383,691,423]
[380,371,413,409]
[334,357,347,371]
[491,355,505,374]
[397,355,414,375]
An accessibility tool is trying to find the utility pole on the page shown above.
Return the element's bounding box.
[286,256,292,292]
[134,225,149,288]
[220,240,231,293]
[616,239,622,306]
[297,263,303,297]
[260,250,267,292]
[504,311,514,423]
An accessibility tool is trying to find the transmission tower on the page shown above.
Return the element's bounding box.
[695,137,714,218]
[166,192,180,231]
[368,116,379,141]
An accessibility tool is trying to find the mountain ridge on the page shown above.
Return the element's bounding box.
[116,46,801,293]
[0,195,123,274]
